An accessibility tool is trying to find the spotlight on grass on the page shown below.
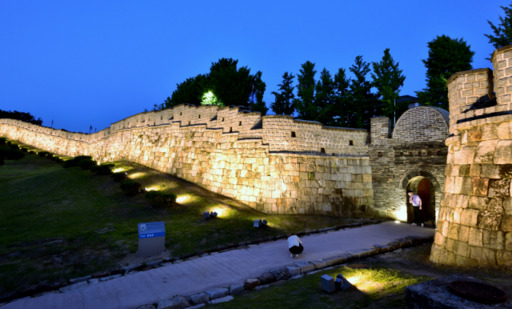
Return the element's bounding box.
[203,211,218,219]
[253,219,268,228]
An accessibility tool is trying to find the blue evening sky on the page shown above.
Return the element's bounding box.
[0,1,506,132]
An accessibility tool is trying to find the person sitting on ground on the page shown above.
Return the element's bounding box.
[287,235,303,258]
[408,191,424,227]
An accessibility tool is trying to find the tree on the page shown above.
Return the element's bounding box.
[251,71,268,115]
[0,109,42,126]
[485,4,512,49]
[371,48,406,121]
[294,61,317,120]
[167,74,208,108]
[271,72,296,115]
[332,68,351,127]
[315,68,336,125]
[416,35,474,110]
[163,58,266,111]
[349,56,378,128]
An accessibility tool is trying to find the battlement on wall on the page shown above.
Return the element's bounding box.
[447,44,512,135]
[1,103,369,157]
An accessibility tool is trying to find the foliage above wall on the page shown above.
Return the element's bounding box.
[0,109,42,126]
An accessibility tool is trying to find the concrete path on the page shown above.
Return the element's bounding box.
[1,222,434,309]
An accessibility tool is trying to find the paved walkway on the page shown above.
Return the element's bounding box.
[1,222,434,309]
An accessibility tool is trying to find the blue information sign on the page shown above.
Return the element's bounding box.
[138,222,165,239]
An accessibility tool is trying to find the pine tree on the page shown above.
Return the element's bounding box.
[271,72,296,115]
[294,61,317,120]
[486,4,512,49]
[349,56,378,128]
[332,68,351,127]
[315,68,336,125]
[371,48,406,121]
[416,35,474,110]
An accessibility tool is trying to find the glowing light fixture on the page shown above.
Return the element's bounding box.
[128,172,146,179]
[201,90,223,107]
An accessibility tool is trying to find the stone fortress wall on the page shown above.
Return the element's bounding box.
[0,104,373,216]
[430,45,512,268]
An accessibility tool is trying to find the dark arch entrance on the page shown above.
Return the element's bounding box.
[402,171,439,226]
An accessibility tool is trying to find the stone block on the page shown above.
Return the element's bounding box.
[488,179,511,198]
[468,196,489,210]
[478,211,502,231]
[480,164,501,179]
[458,225,470,243]
[189,293,209,305]
[495,140,512,164]
[497,250,512,266]
[244,278,260,290]
[157,296,190,309]
[474,140,497,163]
[229,283,244,296]
[258,272,276,285]
[506,232,512,251]
[460,209,479,227]
[456,146,477,165]
[321,274,336,293]
[470,246,497,267]
[205,287,229,300]
[502,215,512,232]
[295,261,315,273]
[468,227,483,247]
[208,296,234,304]
[270,267,291,281]
[472,177,489,196]
[311,260,327,269]
[286,265,301,276]
[482,230,504,250]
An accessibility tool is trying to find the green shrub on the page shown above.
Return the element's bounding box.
[145,191,177,208]
[91,164,114,175]
[120,179,141,195]
[0,148,24,160]
[0,138,6,144]
[38,151,50,157]
[63,155,94,168]
[78,159,96,170]
[111,172,127,182]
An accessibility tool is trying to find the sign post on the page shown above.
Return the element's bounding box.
[137,221,166,257]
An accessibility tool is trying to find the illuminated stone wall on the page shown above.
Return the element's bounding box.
[369,107,449,221]
[0,104,373,216]
[430,45,512,268]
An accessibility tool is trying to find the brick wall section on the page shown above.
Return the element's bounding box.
[430,44,512,268]
[0,104,373,217]
[369,107,449,219]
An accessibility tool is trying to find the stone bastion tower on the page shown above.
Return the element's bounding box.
[430,45,512,268]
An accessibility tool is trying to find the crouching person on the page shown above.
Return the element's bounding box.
[287,235,303,258]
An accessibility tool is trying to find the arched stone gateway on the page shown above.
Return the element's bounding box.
[401,170,441,225]
[369,107,449,220]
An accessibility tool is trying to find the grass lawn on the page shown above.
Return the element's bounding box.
[206,265,427,309]
[0,140,374,301]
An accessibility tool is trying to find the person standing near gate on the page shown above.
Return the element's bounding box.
[408,191,424,227]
